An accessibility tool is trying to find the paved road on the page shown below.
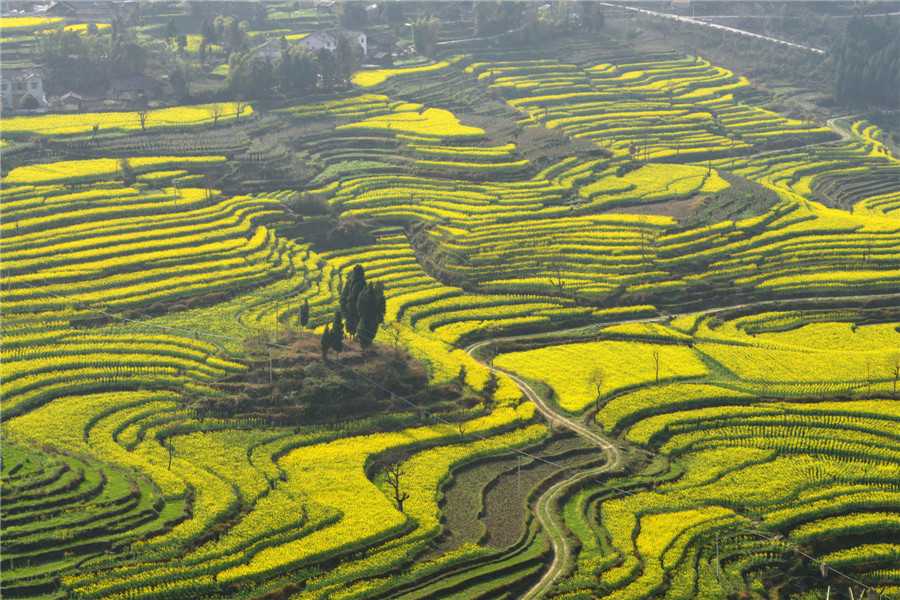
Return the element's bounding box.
[701,12,900,19]
[599,1,826,54]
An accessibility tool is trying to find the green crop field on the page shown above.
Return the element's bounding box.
[2,4,900,600]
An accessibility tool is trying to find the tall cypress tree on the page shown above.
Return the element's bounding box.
[320,324,331,358]
[339,265,366,336]
[299,299,309,328]
[356,281,386,350]
[330,310,344,354]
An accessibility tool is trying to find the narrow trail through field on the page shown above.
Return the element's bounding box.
[466,344,621,599]
[728,114,858,163]
[524,464,611,600]
[464,290,899,598]
[827,116,857,142]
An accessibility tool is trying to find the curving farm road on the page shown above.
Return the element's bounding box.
[466,345,621,599]
[464,290,900,598]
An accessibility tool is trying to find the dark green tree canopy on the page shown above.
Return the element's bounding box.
[330,310,344,354]
[340,264,367,336]
[356,281,386,349]
[300,299,310,328]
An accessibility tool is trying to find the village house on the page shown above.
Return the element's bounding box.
[3,1,38,14]
[299,30,337,53]
[1,67,47,113]
[45,0,136,23]
[367,31,396,55]
[254,38,282,59]
[327,28,367,55]
[315,0,335,15]
[365,31,397,66]
[59,91,84,112]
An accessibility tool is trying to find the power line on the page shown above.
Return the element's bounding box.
[10,277,637,500]
[10,278,899,594]
[736,528,884,596]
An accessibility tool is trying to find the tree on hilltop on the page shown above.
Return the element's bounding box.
[330,310,344,355]
[356,281,386,350]
[340,264,367,336]
[339,265,386,350]
[321,310,345,359]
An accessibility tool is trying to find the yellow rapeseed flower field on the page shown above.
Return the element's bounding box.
[2,104,252,138]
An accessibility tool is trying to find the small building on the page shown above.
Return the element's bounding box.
[107,76,161,101]
[8,1,37,13]
[254,38,282,59]
[45,0,136,22]
[44,0,77,16]
[367,31,396,55]
[299,30,337,53]
[328,28,366,55]
[315,0,335,15]
[60,91,84,111]
[369,51,392,66]
[1,67,47,113]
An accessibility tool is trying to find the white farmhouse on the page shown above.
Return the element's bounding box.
[299,31,337,52]
[328,28,366,55]
[1,67,47,113]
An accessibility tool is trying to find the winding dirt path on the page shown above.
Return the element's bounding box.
[465,344,621,599]
[524,464,611,600]
[464,290,900,598]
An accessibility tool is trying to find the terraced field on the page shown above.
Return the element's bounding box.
[2,39,899,600]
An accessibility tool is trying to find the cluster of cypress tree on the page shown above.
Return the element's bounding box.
[321,265,386,358]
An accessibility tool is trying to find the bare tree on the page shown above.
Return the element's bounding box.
[384,462,410,514]
[589,367,604,411]
[137,109,148,132]
[638,215,651,274]
[866,358,873,393]
[132,92,149,132]
[889,354,900,400]
[233,100,248,121]
[207,103,222,125]
[547,253,566,295]
[381,321,405,358]
[652,348,660,387]
[457,421,466,441]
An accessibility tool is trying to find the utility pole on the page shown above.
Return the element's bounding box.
[715,532,720,579]
[275,299,279,341]
[517,456,522,496]
[269,350,273,384]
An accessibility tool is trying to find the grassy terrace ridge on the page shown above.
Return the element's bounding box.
[2,5,900,600]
